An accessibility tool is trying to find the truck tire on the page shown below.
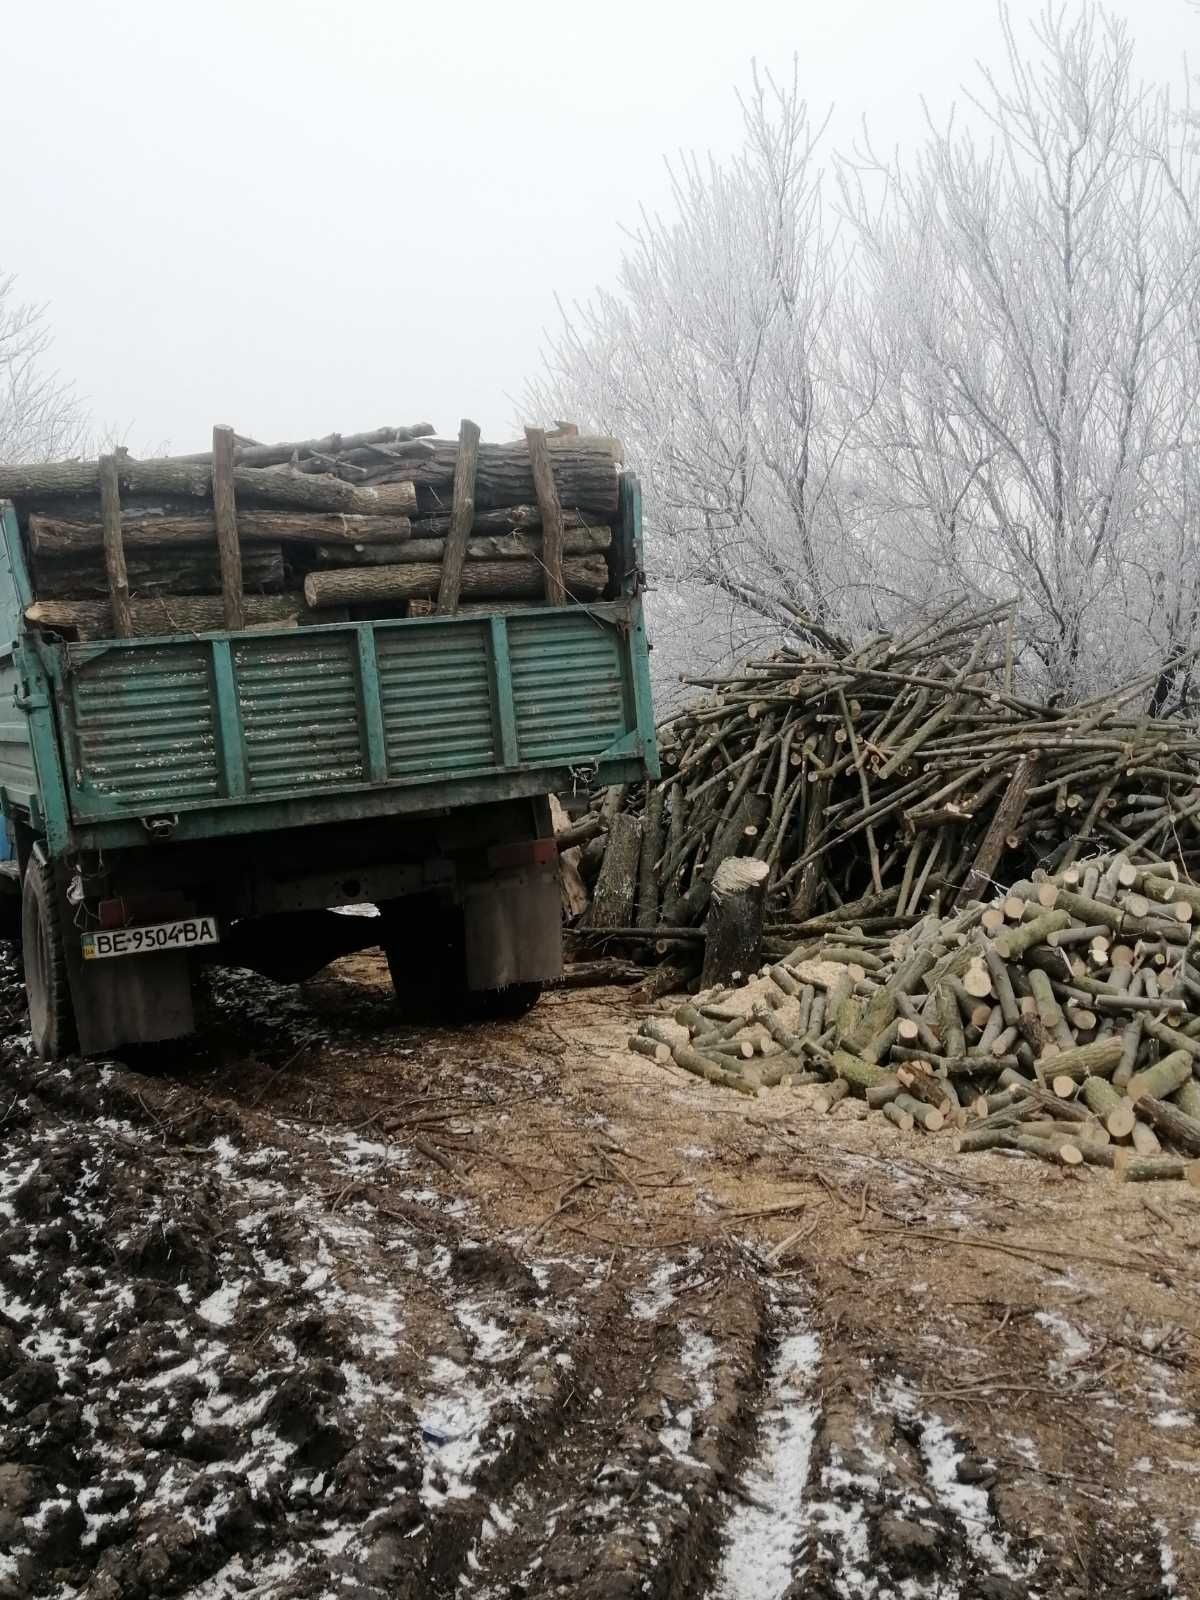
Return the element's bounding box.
[462,982,542,1022]
[378,895,542,1022]
[22,860,77,1060]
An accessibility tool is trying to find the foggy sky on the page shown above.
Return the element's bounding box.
[1,0,1193,454]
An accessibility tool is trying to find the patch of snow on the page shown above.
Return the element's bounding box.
[630,1250,700,1321]
[0,1287,33,1323]
[1156,1519,1179,1593]
[197,1280,243,1327]
[1034,1310,1090,1374]
[806,1497,874,1595]
[187,1549,304,1598]
[713,1320,820,1600]
[457,1302,519,1362]
[1152,1410,1193,1430]
[897,1386,1027,1580]
[418,1358,496,1508]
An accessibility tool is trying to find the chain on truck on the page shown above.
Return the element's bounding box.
[0,424,658,1058]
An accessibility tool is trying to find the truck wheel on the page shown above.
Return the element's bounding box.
[463,983,542,1022]
[379,894,464,1019]
[22,861,77,1060]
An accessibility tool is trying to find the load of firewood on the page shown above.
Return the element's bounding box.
[0,422,624,639]
[628,852,1200,1183]
[569,601,1200,988]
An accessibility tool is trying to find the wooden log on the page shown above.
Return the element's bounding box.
[33,545,284,599]
[993,910,1072,960]
[893,1092,945,1132]
[410,505,598,537]
[882,1101,915,1133]
[701,858,769,988]
[368,436,621,516]
[172,423,436,467]
[1134,1095,1200,1155]
[1081,1075,1136,1138]
[1034,1036,1122,1082]
[312,525,612,567]
[583,813,642,930]
[24,593,327,639]
[556,811,602,852]
[637,787,665,931]
[628,1034,670,1063]
[212,424,244,630]
[437,418,481,614]
[954,757,1035,909]
[303,555,608,609]
[98,454,132,639]
[1131,1120,1162,1157]
[1117,1155,1200,1184]
[524,427,566,605]
[831,1047,890,1091]
[1127,1051,1194,1104]
[815,1078,851,1113]
[0,457,418,515]
[635,960,699,1001]
[30,509,414,552]
[670,1041,757,1095]
[4,457,419,512]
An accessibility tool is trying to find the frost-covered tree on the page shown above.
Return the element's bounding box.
[527,5,1200,706]
[0,275,87,464]
[842,4,1200,699]
[524,66,874,693]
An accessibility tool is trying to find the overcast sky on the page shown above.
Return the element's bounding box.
[1,0,1193,454]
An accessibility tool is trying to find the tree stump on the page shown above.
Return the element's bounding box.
[701,857,769,989]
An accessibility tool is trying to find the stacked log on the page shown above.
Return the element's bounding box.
[627,853,1200,1183]
[0,422,623,639]
[574,602,1200,975]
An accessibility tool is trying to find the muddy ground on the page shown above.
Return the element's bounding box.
[1,944,1198,1599]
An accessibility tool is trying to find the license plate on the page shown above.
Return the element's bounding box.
[82,917,220,960]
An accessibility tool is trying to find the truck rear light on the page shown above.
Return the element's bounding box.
[97,898,129,929]
[97,893,190,928]
[487,838,558,870]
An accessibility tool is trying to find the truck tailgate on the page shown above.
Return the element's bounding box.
[38,603,655,848]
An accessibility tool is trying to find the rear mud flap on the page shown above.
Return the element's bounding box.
[462,869,562,991]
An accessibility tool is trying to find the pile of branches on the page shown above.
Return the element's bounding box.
[629,852,1200,1183]
[571,602,1200,987]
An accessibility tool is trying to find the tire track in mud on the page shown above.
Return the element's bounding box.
[456,1254,771,1600]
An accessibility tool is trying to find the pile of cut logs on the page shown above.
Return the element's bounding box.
[0,422,623,639]
[628,852,1200,1182]
[570,602,1200,989]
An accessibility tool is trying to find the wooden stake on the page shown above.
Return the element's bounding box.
[525,426,566,604]
[98,454,132,638]
[211,425,244,630]
[437,418,482,613]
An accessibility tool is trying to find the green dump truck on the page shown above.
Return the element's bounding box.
[0,441,656,1059]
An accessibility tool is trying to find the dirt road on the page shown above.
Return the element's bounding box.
[1,947,1198,1599]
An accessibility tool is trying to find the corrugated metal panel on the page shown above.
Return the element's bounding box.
[377,623,497,777]
[68,643,220,805]
[234,634,365,793]
[0,662,36,811]
[509,614,627,764]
